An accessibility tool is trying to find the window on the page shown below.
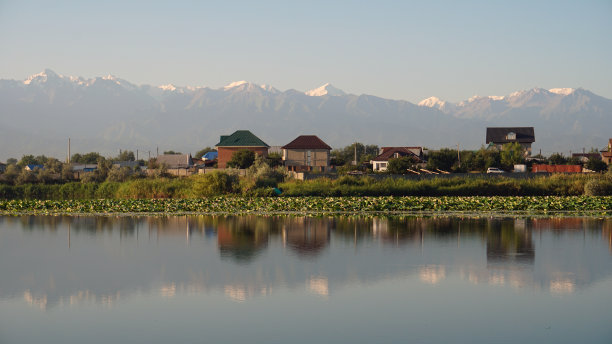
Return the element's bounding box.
[307,150,311,165]
[506,132,516,140]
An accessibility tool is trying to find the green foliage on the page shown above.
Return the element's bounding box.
[331,143,379,166]
[585,159,608,172]
[163,150,181,155]
[584,179,612,196]
[548,153,567,165]
[266,152,283,168]
[192,171,239,196]
[115,150,136,161]
[106,166,132,182]
[0,196,610,215]
[426,149,457,171]
[500,142,525,170]
[387,156,417,174]
[227,149,256,169]
[71,152,102,164]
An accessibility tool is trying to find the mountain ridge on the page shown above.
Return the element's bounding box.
[0,69,610,160]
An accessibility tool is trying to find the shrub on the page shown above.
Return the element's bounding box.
[584,179,612,196]
[193,171,239,196]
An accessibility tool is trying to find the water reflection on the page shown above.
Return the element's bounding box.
[0,215,610,309]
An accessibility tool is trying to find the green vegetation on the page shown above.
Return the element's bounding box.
[0,174,611,200]
[0,196,609,215]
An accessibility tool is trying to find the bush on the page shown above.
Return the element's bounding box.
[192,171,239,196]
[584,179,612,196]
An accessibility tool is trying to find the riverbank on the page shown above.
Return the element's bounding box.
[1,196,610,215]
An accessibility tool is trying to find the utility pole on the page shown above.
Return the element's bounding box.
[148,151,151,160]
[156,146,159,157]
[136,149,139,161]
[67,138,71,164]
[457,143,461,168]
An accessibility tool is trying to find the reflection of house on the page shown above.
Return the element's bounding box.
[601,139,612,164]
[486,127,535,155]
[215,130,269,169]
[282,135,332,172]
[156,154,193,169]
[284,219,330,257]
[371,147,424,172]
[217,223,268,262]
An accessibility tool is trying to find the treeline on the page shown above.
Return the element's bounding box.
[1,172,611,200]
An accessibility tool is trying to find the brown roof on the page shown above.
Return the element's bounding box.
[282,135,332,150]
[372,147,422,162]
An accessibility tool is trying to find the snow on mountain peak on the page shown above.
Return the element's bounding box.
[418,96,446,108]
[159,84,177,91]
[549,88,575,95]
[305,83,346,97]
[224,80,249,90]
[23,69,60,85]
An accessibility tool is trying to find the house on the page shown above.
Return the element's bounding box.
[282,135,332,172]
[202,151,218,161]
[0,162,6,173]
[24,164,44,171]
[215,130,269,169]
[371,147,424,172]
[156,154,193,169]
[71,164,98,172]
[112,161,142,169]
[601,139,612,165]
[571,153,601,163]
[486,127,535,155]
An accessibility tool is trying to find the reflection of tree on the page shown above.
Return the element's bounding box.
[486,219,534,265]
[217,217,270,263]
[284,218,330,257]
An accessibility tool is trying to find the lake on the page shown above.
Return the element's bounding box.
[1,215,611,343]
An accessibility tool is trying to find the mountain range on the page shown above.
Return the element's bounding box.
[0,69,610,160]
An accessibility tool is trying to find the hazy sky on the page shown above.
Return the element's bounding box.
[0,0,610,102]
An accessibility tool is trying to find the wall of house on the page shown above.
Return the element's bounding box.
[283,149,329,171]
[217,147,269,168]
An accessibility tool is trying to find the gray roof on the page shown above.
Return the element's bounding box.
[156,154,193,168]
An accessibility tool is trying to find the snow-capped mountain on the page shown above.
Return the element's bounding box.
[0,69,610,160]
[305,83,346,97]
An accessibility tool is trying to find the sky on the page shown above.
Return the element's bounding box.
[0,0,611,103]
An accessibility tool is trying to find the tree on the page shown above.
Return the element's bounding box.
[227,149,256,169]
[72,152,103,164]
[106,166,132,182]
[163,150,181,155]
[387,156,417,174]
[195,147,216,159]
[115,150,136,161]
[548,153,567,165]
[500,142,525,170]
[44,158,63,174]
[265,152,283,168]
[586,158,608,172]
[426,148,457,171]
[6,158,17,165]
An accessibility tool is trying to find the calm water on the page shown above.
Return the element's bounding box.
[1,215,611,344]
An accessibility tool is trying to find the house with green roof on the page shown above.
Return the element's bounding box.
[215,130,270,168]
